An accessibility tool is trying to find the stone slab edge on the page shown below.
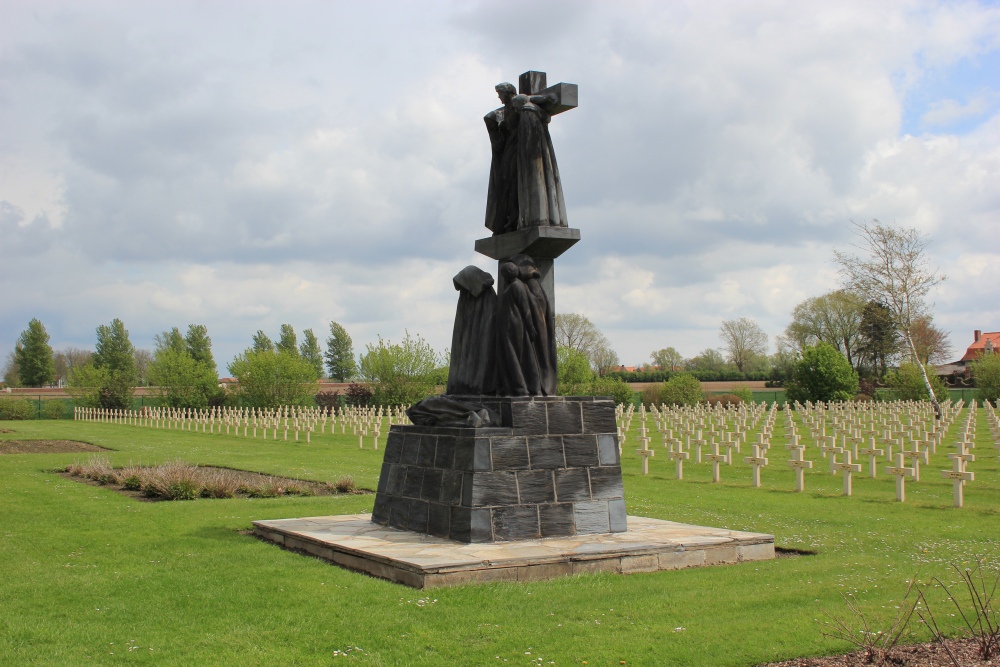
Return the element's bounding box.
[251,517,775,589]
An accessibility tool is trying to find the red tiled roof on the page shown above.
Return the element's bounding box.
[960,331,1000,362]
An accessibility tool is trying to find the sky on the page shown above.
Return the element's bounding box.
[2,0,999,374]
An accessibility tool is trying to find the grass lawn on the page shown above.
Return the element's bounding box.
[1,406,997,666]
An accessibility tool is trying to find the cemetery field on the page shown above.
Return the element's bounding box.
[1,407,999,666]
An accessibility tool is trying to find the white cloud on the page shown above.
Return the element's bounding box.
[0,0,998,371]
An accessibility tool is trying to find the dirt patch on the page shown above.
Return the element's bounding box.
[0,429,15,434]
[0,440,108,454]
[761,636,992,666]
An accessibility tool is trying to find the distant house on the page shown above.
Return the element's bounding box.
[613,365,638,373]
[938,329,999,378]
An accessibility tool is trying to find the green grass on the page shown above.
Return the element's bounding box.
[1,409,998,666]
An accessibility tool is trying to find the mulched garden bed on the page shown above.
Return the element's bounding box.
[1,440,108,454]
[761,636,992,667]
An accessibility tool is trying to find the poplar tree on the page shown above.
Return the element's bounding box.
[14,319,55,387]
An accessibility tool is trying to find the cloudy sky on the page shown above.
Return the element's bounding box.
[2,0,998,374]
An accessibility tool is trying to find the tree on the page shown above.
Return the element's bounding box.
[149,348,221,409]
[659,373,703,406]
[686,348,729,373]
[785,342,859,403]
[785,290,864,368]
[133,349,154,387]
[325,321,357,381]
[149,324,221,408]
[2,351,20,388]
[856,301,898,378]
[651,347,683,371]
[358,331,439,406]
[68,319,137,409]
[13,319,55,387]
[228,348,318,408]
[908,315,951,365]
[53,347,92,385]
[555,313,616,372]
[277,324,298,356]
[251,330,274,353]
[184,324,215,369]
[834,219,946,415]
[719,317,769,373]
[768,335,800,385]
[887,362,949,403]
[154,327,186,355]
[970,350,1000,405]
[299,328,324,380]
[557,345,594,395]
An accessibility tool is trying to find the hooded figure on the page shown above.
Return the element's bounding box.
[446,265,497,396]
[495,254,557,396]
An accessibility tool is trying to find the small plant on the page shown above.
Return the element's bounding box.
[314,390,342,410]
[333,475,358,494]
[345,382,373,407]
[931,560,1000,660]
[820,578,920,666]
[42,400,64,420]
[704,393,743,407]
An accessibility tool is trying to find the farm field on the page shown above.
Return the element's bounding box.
[1,404,998,666]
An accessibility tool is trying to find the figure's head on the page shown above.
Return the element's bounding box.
[500,261,519,282]
[495,82,516,103]
[511,254,540,280]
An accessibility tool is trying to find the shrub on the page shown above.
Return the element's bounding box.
[588,376,635,406]
[641,385,661,407]
[785,343,859,403]
[970,351,1000,405]
[345,382,373,407]
[314,390,342,410]
[660,373,703,406]
[333,475,358,494]
[887,362,949,403]
[0,397,34,420]
[731,384,754,403]
[42,400,64,419]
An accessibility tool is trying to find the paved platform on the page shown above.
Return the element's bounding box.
[252,514,775,588]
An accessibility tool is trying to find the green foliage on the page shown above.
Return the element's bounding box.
[277,324,298,355]
[149,347,221,409]
[660,373,703,406]
[324,321,357,381]
[887,362,949,402]
[14,319,55,387]
[731,384,754,403]
[358,331,438,407]
[786,342,859,403]
[651,347,682,370]
[89,319,137,410]
[184,325,215,369]
[0,396,33,420]
[557,345,594,395]
[251,330,274,353]
[299,329,324,380]
[42,400,65,419]
[228,349,318,409]
[588,375,635,405]
[970,351,1000,405]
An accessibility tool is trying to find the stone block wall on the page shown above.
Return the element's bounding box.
[371,396,627,542]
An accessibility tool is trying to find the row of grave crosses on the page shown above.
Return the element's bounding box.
[74,404,411,450]
[615,399,991,509]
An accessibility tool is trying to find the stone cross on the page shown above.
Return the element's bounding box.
[706,441,729,483]
[668,445,689,480]
[744,444,768,488]
[902,448,929,482]
[942,453,975,508]
[690,430,706,464]
[836,451,863,496]
[786,445,812,493]
[636,434,655,475]
[861,437,883,479]
[886,453,915,502]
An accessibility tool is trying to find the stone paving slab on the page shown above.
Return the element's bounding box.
[252,514,775,588]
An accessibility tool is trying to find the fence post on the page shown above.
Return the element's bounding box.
[37,395,42,419]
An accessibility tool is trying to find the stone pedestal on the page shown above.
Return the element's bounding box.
[371,396,626,543]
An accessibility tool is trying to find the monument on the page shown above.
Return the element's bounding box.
[369,71,628,542]
[253,72,775,587]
